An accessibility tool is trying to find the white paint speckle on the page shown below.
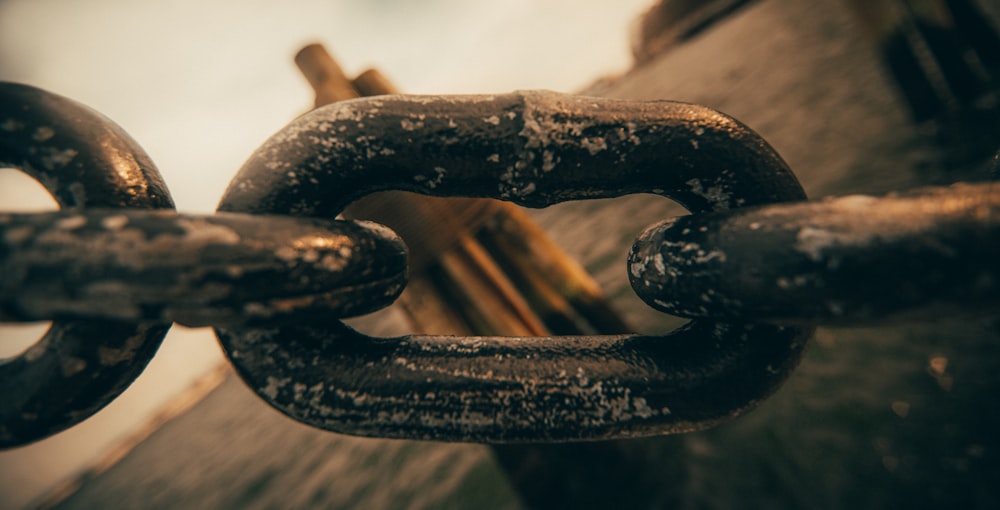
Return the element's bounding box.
[33,126,55,142]
[685,178,731,208]
[400,119,424,131]
[795,226,875,261]
[40,147,78,170]
[177,218,240,245]
[262,376,291,400]
[56,216,87,230]
[101,215,129,231]
[694,249,726,264]
[541,150,556,172]
[61,357,87,376]
[422,166,447,189]
[580,137,607,155]
[630,260,645,278]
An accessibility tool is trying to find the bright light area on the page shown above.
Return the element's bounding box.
[0,168,58,212]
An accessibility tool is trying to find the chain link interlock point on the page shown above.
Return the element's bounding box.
[631,182,1000,324]
[0,82,174,447]
[215,90,813,442]
[0,82,406,447]
[0,211,407,326]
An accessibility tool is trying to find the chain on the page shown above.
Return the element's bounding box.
[1,82,996,447]
[632,182,999,323]
[1,210,405,326]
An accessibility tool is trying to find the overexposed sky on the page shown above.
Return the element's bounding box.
[0,0,653,507]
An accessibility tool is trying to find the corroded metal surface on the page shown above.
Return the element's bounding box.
[217,321,809,442]
[217,90,812,442]
[631,182,1000,324]
[0,82,173,448]
[0,82,173,209]
[217,90,807,215]
[0,210,406,327]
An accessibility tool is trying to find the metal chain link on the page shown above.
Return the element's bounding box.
[2,210,406,327]
[1,82,996,447]
[0,82,173,447]
[631,182,999,324]
[215,90,812,441]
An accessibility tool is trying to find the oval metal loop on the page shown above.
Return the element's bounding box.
[0,210,406,327]
[631,182,1000,324]
[217,90,814,442]
[218,322,810,442]
[219,91,805,215]
[0,82,173,448]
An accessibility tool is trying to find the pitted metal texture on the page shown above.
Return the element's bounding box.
[0,82,173,447]
[0,210,406,327]
[218,91,807,215]
[218,321,809,442]
[216,90,813,442]
[630,182,1000,324]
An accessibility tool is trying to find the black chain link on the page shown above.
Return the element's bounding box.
[215,90,811,441]
[2,210,406,327]
[631,182,999,324]
[0,82,172,447]
[1,82,996,447]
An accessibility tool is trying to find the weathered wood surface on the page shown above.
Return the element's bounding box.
[49,1,1000,508]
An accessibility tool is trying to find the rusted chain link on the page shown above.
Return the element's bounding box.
[0,82,173,447]
[218,91,806,215]
[631,182,1000,324]
[216,90,813,441]
[217,321,809,442]
[0,210,406,327]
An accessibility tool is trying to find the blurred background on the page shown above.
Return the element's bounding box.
[2,0,999,509]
